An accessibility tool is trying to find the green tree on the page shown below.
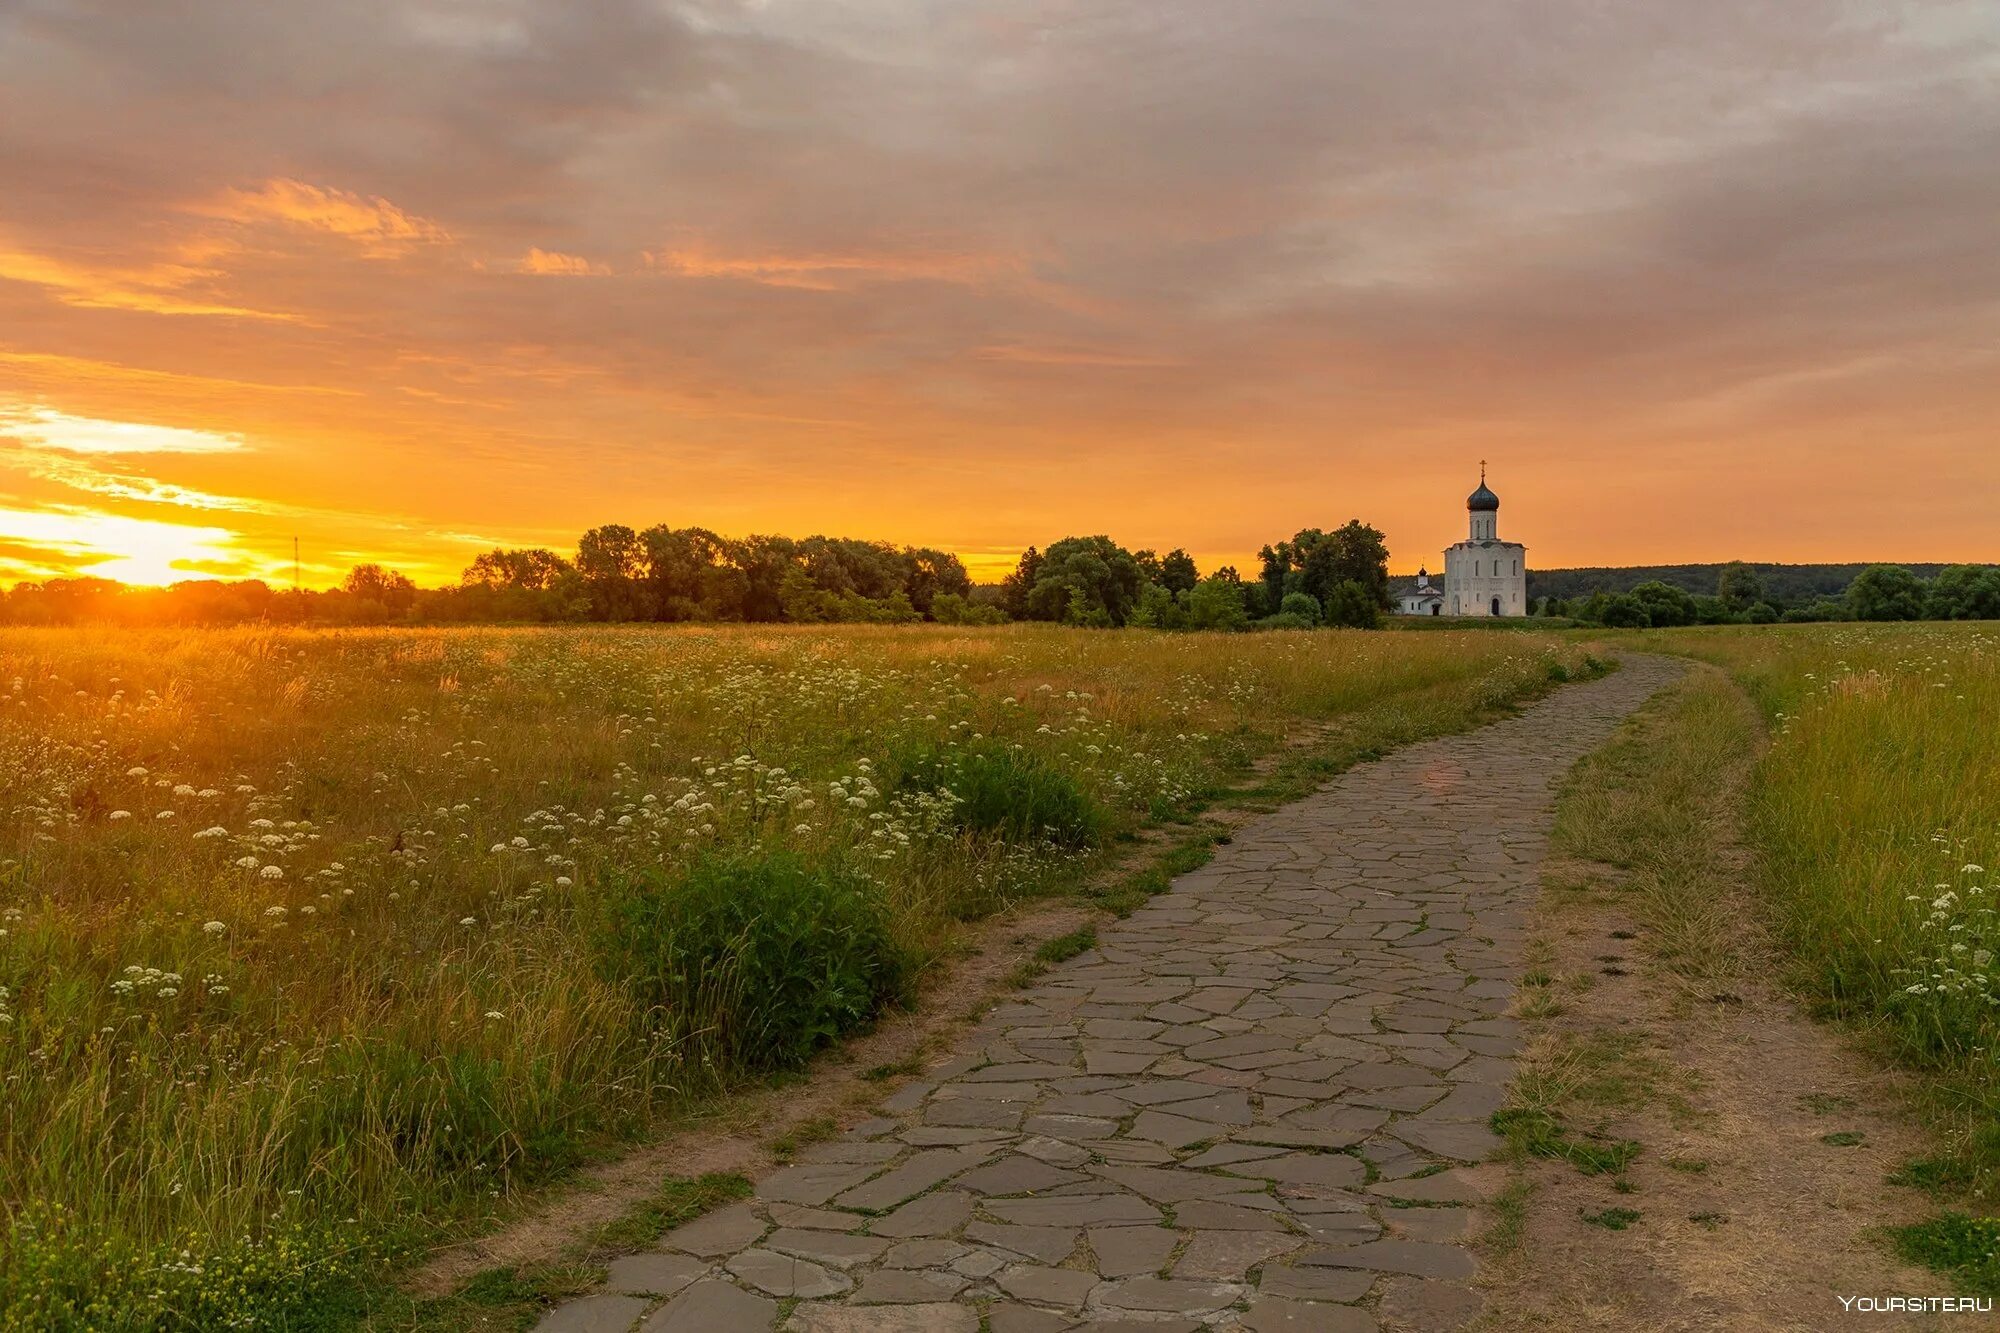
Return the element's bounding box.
[732,535,799,622]
[1000,546,1043,621]
[640,526,732,621]
[1630,580,1697,627]
[462,547,572,593]
[1715,561,1764,613]
[1846,565,1925,621]
[1022,536,1147,626]
[1598,592,1650,628]
[1321,579,1380,629]
[1924,565,2000,621]
[1126,583,1178,629]
[454,549,584,621]
[903,548,972,617]
[778,566,835,622]
[1256,541,1293,614]
[576,524,651,620]
[1159,549,1200,596]
[1183,575,1248,631]
[341,563,416,614]
[697,564,750,620]
[1277,522,1392,616]
[1690,594,1732,625]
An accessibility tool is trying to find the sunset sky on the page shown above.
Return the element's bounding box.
[2,1,1996,588]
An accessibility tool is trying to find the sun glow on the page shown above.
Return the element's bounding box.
[0,507,248,586]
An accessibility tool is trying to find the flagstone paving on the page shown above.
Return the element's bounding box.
[536,654,1682,1332]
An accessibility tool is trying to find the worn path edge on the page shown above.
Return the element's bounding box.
[535,652,1686,1333]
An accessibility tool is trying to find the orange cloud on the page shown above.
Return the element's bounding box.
[7,453,262,513]
[646,242,1015,290]
[192,178,450,253]
[0,403,246,455]
[0,352,358,403]
[975,344,1181,368]
[0,243,297,320]
[517,247,609,276]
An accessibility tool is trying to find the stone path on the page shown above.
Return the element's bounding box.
[538,654,1683,1333]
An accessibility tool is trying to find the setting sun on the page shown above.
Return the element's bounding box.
[0,505,246,586]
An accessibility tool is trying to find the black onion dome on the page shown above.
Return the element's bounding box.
[1467,480,1499,511]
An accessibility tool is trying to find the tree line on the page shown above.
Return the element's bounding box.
[1526,560,1959,605]
[0,519,1396,630]
[1540,561,2000,628]
[999,522,1391,630]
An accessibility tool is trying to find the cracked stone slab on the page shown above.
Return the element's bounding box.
[642,1279,776,1332]
[1092,1276,1244,1314]
[657,1203,767,1258]
[602,1252,707,1297]
[1172,1229,1302,1279]
[725,1248,851,1299]
[1240,1296,1381,1331]
[533,1294,649,1333]
[1090,1224,1179,1277]
[786,1302,979,1333]
[1301,1238,1479,1280]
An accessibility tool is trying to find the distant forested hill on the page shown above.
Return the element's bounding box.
[1524,563,1955,603]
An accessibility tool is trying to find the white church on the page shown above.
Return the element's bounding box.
[1397,467,1529,617]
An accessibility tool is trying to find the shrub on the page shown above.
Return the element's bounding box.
[898,740,1103,848]
[598,852,912,1073]
[1278,591,1322,625]
[1321,578,1380,629]
[930,592,1005,625]
[1630,580,1697,627]
[1598,592,1650,628]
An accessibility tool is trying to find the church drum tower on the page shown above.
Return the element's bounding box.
[1442,465,1528,617]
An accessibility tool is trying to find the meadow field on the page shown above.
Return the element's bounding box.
[1641,623,2000,1200]
[0,622,1596,1326]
